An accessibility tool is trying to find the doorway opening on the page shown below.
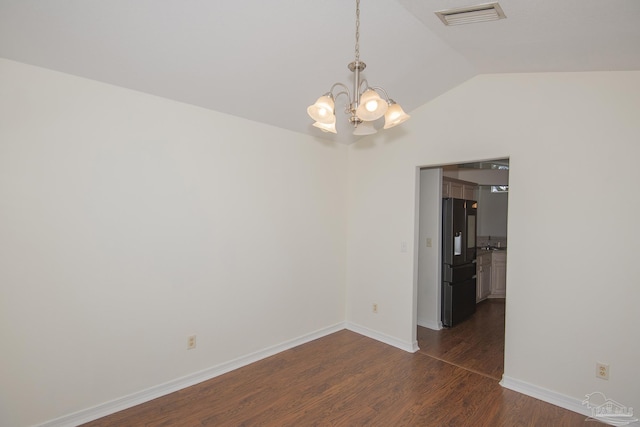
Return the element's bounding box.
[415,158,509,380]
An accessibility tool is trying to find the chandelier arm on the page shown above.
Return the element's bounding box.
[329,82,352,101]
[329,83,353,115]
[335,91,354,115]
[333,90,350,102]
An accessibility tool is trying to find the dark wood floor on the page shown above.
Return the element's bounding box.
[417,299,505,380]
[83,303,589,426]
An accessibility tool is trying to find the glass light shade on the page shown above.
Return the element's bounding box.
[383,102,410,129]
[307,95,335,124]
[352,120,377,136]
[356,89,388,121]
[312,119,337,134]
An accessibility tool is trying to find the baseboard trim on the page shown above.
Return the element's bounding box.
[500,375,590,418]
[346,322,419,353]
[38,322,346,427]
[417,319,442,331]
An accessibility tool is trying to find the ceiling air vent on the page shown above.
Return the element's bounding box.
[435,2,506,26]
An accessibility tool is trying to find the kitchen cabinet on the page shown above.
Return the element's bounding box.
[476,250,507,301]
[442,177,477,200]
[449,181,463,198]
[490,251,507,297]
[463,185,477,200]
[476,252,492,302]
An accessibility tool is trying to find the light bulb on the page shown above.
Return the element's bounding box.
[356,89,388,121]
[365,100,378,112]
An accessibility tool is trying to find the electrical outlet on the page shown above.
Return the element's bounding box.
[187,335,197,350]
[426,238,432,247]
[372,303,378,313]
[596,362,609,380]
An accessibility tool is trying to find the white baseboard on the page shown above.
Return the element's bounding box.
[346,322,419,353]
[38,322,346,427]
[500,375,590,418]
[417,319,442,330]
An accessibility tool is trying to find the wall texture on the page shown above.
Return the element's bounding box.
[0,59,348,427]
[346,71,640,413]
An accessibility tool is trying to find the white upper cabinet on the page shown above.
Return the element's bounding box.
[442,177,477,200]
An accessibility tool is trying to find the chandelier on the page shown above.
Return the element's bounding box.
[307,0,410,136]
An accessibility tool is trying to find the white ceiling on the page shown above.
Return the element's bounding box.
[1,0,639,144]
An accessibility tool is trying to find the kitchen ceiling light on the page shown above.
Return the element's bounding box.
[435,2,506,26]
[307,0,409,136]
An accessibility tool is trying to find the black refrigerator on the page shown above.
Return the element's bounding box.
[442,198,478,327]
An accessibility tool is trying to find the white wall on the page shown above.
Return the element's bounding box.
[477,187,509,238]
[416,168,442,330]
[0,59,348,427]
[3,59,639,425]
[346,72,640,412]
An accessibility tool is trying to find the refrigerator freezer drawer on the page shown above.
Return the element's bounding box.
[442,262,476,283]
[442,278,477,327]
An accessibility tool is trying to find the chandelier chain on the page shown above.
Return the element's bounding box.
[354,0,360,62]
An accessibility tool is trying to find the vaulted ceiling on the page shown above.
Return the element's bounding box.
[1,0,639,143]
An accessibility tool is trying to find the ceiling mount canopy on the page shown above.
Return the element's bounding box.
[306,0,409,136]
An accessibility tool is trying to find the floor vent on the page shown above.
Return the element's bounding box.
[435,2,506,26]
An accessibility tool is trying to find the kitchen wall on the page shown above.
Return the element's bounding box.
[346,71,640,415]
[0,59,348,427]
[477,186,509,240]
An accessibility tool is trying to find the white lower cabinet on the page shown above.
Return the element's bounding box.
[476,250,506,301]
[476,253,492,302]
[490,252,507,297]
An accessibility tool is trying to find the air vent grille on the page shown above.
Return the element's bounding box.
[435,2,506,26]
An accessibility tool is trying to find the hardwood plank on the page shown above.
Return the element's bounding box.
[418,299,505,380]
[82,326,588,426]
